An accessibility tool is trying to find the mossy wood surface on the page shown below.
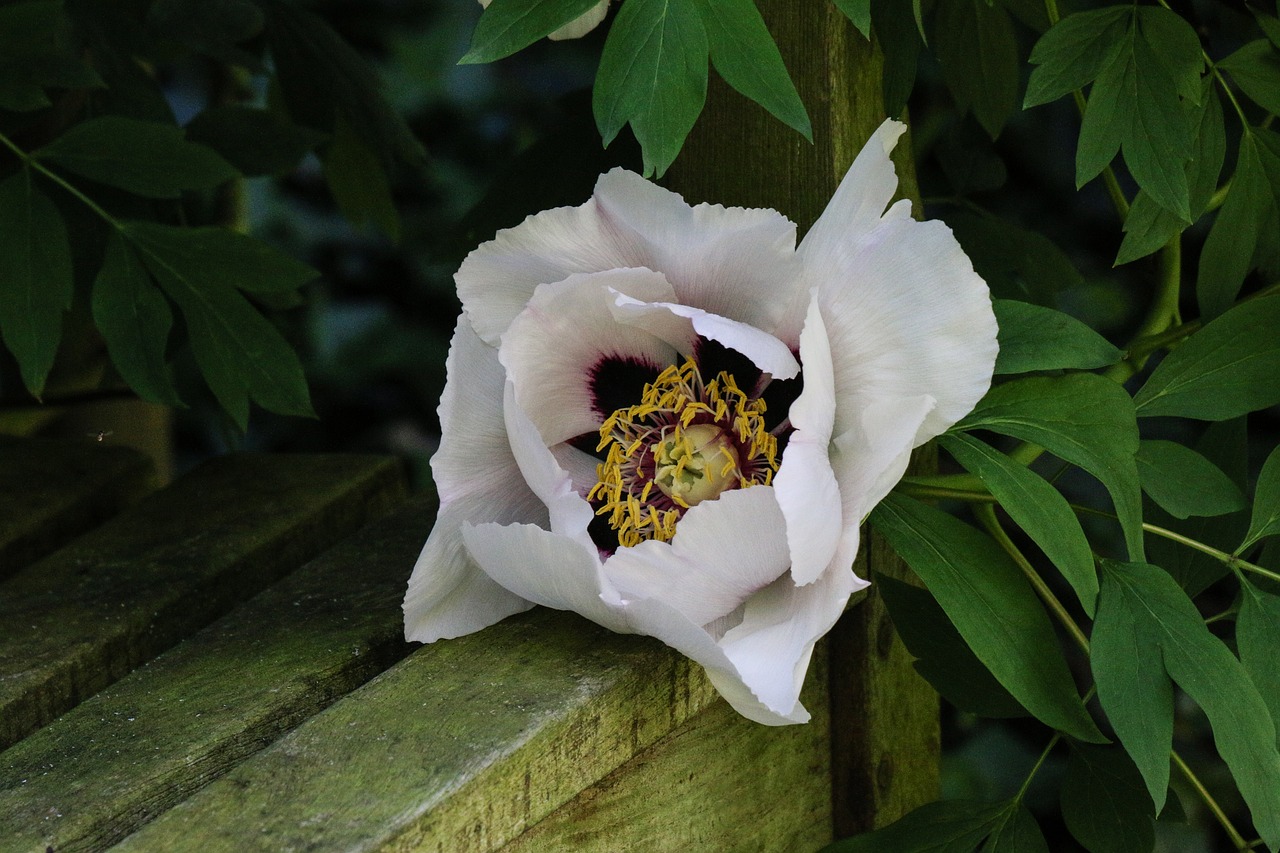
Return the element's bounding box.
[0,452,405,752]
[0,437,154,580]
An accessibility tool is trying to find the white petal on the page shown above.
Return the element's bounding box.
[773,296,842,585]
[603,486,792,627]
[462,521,630,632]
[547,0,609,39]
[594,169,803,334]
[831,395,936,528]
[610,295,800,380]
[404,317,540,641]
[812,213,997,445]
[500,270,681,446]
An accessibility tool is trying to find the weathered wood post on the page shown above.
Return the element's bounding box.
[666,2,941,836]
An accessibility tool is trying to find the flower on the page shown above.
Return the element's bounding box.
[403,119,998,725]
[476,0,610,41]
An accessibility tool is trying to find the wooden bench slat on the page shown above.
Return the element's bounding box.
[0,438,154,580]
[0,453,405,752]
[108,606,834,852]
[0,494,431,852]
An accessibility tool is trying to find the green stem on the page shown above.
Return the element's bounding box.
[897,483,995,504]
[0,129,123,229]
[1016,731,1062,801]
[1172,750,1251,850]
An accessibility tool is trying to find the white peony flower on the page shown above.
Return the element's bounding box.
[477,0,610,41]
[403,119,998,725]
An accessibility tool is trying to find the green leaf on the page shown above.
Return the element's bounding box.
[147,0,266,70]
[1135,293,1280,420]
[873,0,921,117]
[1220,40,1280,118]
[831,0,871,39]
[1117,82,1224,265]
[1060,743,1156,853]
[1258,12,1280,50]
[323,113,401,241]
[185,105,324,177]
[593,0,708,177]
[953,373,1145,563]
[460,0,605,63]
[1024,6,1128,108]
[945,212,1084,306]
[0,169,72,399]
[690,0,811,141]
[992,299,1121,375]
[92,232,182,407]
[935,0,1020,138]
[1093,560,1280,847]
[821,799,1006,853]
[875,573,1027,718]
[941,433,1099,615]
[1240,445,1280,554]
[1075,7,1202,221]
[1136,439,1247,520]
[1197,130,1280,320]
[871,493,1106,743]
[980,802,1048,853]
[1239,579,1280,738]
[121,222,315,429]
[34,116,238,199]
[0,0,101,111]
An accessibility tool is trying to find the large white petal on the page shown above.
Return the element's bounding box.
[772,296,842,585]
[404,317,539,642]
[594,169,803,335]
[500,270,680,446]
[812,212,997,446]
[603,486,792,627]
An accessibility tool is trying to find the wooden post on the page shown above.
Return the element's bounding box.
[665,1,940,836]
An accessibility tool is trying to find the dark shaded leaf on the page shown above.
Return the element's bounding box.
[323,113,400,241]
[0,0,101,111]
[953,373,1144,562]
[593,0,707,177]
[821,799,1006,853]
[872,0,921,118]
[1061,742,1156,853]
[1220,40,1280,118]
[1135,293,1280,420]
[992,299,1120,375]
[185,105,324,177]
[871,493,1106,742]
[92,232,182,407]
[148,0,266,70]
[0,170,72,398]
[945,212,1084,306]
[981,803,1048,853]
[832,0,871,39]
[935,0,1020,138]
[460,0,604,64]
[1136,439,1246,520]
[35,116,238,199]
[1241,445,1280,554]
[876,573,1027,718]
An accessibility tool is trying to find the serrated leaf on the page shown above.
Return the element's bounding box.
[992,299,1121,374]
[871,493,1106,743]
[831,0,871,39]
[980,802,1048,853]
[1093,559,1280,847]
[35,116,238,199]
[941,433,1099,616]
[1135,293,1280,420]
[1136,439,1247,520]
[1197,130,1280,320]
[1024,6,1129,108]
[323,112,400,241]
[1220,40,1280,118]
[1240,445,1280,554]
[953,373,1145,563]
[1239,579,1280,738]
[122,222,315,429]
[0,170,72,399]
[875,573,1027,718]
[935,0,1020,138]
[945,212,1084,305]
[185,105,324,177]
[461,0,604,63]
[690,0,810,141]
[92,231,182,407]
[1061,743,1156,853]
[593,0,707,177]
[821,799,1006,853]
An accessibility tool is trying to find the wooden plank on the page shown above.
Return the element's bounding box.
[0,437,154,579]
[0,453,405,752]
[0,494,431,853]
[499,654,832,853]
[108,609,783,852]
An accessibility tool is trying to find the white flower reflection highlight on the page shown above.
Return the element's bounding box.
[476,0,610,40]
[403,119,998,725]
